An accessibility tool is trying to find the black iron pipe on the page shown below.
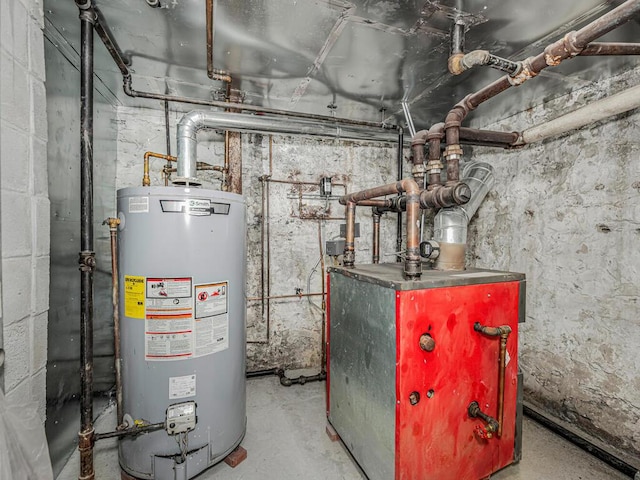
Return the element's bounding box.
[396,127,404,262]
[279,369,327,387]
[94,422,165,441]
[77,3,96,480]
[524,403,639,479]
[92,5,130,77]
[246,368,282,379]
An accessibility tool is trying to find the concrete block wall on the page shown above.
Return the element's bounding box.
[466,67,640,460]
[115,106,401,371]
[0,0,49,419]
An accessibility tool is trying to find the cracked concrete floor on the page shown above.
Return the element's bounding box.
[58,375,629,480]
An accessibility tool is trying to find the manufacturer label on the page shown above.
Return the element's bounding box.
[124,275,145,319]
[194,282,229,356]
[128,197,149,213]
[160,198,214,216]
[169,374,196,399]
[145,277,195,361]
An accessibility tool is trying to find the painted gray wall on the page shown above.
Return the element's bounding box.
[114,105,402,371]
[466,68,640,460]
[0,0,49,418]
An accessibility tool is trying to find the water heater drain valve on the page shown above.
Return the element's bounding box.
[165,401,197,435]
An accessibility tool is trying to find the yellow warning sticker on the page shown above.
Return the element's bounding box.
[124,275,145,319]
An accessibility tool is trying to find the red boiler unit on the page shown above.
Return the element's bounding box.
[327,263,525,480]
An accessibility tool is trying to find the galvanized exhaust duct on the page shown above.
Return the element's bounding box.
[175,110,399,185]
[433,161,495,270]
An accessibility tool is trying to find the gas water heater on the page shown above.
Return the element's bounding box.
[327,263,525,480]
[117,186,246,480]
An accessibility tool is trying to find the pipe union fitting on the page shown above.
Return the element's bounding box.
[444,144,463,157]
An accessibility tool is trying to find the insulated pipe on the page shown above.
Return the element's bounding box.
[176,111,400,184]
[517,83,640,145]
[433,161,495,270]
[340,179,421,278]
[76,3,96,480]
[443,0,640,169]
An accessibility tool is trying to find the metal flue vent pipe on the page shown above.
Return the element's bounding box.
[433,161,495,270]
[175,111,399,185]
[516,83,640,146]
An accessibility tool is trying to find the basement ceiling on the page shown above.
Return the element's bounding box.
[44,0,640,129]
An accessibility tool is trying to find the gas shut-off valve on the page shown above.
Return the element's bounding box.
[419,240,440,260]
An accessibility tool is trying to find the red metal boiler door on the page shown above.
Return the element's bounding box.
[395,281,520,480]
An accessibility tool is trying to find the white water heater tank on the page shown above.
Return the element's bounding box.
[117,186,246,480]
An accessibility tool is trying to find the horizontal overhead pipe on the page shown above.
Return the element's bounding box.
[580,42,640,56]
[443,0,640,151]
[175,111,399,184]
[517,83,640,145]
[85,4,398,131]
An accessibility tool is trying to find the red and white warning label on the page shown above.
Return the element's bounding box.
[145,277,194,361]
[194,282,229,356]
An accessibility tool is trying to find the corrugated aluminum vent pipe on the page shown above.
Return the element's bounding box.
[176,110,399,185]
[433,161,495,270]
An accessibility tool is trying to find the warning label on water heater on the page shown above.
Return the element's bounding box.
[194,282,229,356]
[145,277,195,361]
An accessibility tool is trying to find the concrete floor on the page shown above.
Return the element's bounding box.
[58,375,629,480]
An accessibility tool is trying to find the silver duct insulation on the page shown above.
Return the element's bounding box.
[433,161,495,270]
[176,110,399,184]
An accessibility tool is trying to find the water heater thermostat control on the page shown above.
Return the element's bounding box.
[165,401,197,435]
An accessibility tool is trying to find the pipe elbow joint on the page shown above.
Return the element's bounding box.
[448,53,466,75]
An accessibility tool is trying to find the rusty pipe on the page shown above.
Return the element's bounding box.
[443,0,640,171]
[419,182,471,209]
[103,218,124,429]
[340,179,421,278]
[77,4,96,479]
[344,202,356,267]
[372,210,381,264]
[246,292,324,301]
[318,221,327,374]
[474,322,512,437]
[580,42,640,56]
[143,151,176,186]
[206,0,232,83]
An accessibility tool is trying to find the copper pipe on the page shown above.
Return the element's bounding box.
[474,322,512,437]
[340,178,421,278]
[372,210,381,264]
[318,221,327,373]
[344,201,356,267]
[143,151,176,186]
[247,293,324,301]
[164,100,172,184]
[223,130,230,191]
[267,178,347,188]
[580,42,640,56]
[443,0,640,171]
[356,199,395,208]
[104,218,123,429]
[206,0,232,83]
